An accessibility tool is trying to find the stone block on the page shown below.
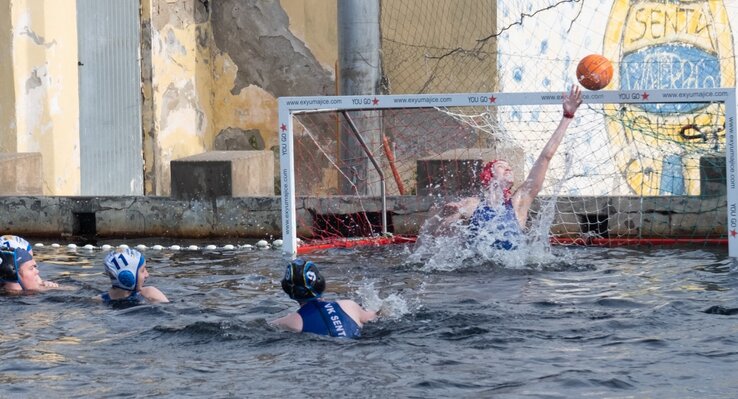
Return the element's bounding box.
[0,153,43,195]
[700,156,726,196]
[416,147,524,196]
[171,151,274,199]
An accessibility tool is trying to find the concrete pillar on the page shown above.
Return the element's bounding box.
[337,0,382,196]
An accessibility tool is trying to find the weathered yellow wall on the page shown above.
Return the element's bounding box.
[0,0,16,153]
[381,0,498,93]
[280,0,338,75]
[142,0,212,196]
[9,0,80,195]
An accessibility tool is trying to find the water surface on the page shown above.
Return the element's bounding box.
[1,242,737,398]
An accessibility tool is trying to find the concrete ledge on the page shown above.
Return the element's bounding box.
[0,153,43,195]
[171,151,274,199]
[0,195,727,240]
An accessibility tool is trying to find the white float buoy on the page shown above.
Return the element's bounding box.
[152,245,164,250]
[136,244,147,250]
[169,245,181,250]
[240,244,253,250]
[205,245,217,250]
[187,245,199,251]
[34,243,44,248]
[51,243,60,248]
[118,244,129,249]
[222,244,235,250]
[83,244,95,250]
[272,239,283,247]
[101,244,112,250]
[67,244,77,249]
[256,240,269,249]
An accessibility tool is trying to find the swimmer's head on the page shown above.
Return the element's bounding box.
[104,248,146,291]
[0,235,33,255]
[0,248,37,290]
[0,248,32,282]
[480,160,513,189]
[281,258,325,302]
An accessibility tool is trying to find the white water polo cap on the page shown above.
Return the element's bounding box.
[0,235,32,252]
[104,248,145,291]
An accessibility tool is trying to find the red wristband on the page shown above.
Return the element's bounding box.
[563,111,575,119]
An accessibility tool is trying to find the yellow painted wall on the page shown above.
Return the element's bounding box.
[8,0,80,195]
[0,0,16,153]
[143,0,212,196]
[280,0,338,76]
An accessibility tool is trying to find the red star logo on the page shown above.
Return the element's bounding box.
[642,92,649,100]
[280,123,287,132]
[372,97,379,105]
[489,95,496,103]
[731,229,737,238]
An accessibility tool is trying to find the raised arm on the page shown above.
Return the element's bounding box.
[512,85,582,225]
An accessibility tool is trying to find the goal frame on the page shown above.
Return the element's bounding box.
[278,88,738,257]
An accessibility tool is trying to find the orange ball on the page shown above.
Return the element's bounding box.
[576,54,613,91]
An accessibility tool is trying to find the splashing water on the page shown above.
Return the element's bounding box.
[356,282,413,320]
[411,154,577,271]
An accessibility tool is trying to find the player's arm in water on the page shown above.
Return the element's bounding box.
[511,85,582,227]
[337,299,377,326]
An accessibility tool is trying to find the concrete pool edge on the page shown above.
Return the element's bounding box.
[0,195,727,241]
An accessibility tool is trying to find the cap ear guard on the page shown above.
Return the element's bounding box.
[0,250,19,282]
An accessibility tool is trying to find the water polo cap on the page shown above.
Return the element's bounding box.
[104,248,145,291]
[0,235,33,252]
[281,258,325,301]
[0,248,33,286]
[479,160,502,188]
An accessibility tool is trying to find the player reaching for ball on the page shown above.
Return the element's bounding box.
[425,85,583,251]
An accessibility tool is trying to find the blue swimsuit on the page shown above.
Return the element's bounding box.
[298,300,362,338]
[468,200,523,250]
[101,291,146,307]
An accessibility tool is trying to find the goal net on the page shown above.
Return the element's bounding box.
[279,88,737,256]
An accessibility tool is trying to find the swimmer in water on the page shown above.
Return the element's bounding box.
[100,248,169,306]
[0,248,59,292]
[0,234,59,288]
[270,258,376,338]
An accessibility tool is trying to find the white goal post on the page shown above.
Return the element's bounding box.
[278,88,737,257]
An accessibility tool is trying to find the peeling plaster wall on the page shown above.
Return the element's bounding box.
[0,0,17,153]
[7,0,80,195]
[143,0,213,196]
[142,0,336,196]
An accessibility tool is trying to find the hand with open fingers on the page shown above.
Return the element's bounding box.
[563,85,583,117]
